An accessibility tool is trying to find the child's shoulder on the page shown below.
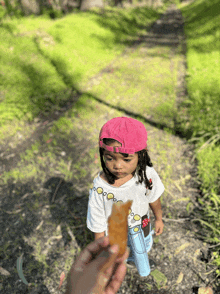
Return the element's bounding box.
[145,165,154,174]
[145,166,159,178]
[93,171,106,183]
[99,171,104,179]
[99,171,111,185]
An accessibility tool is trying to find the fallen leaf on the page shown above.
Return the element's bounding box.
[174,242,191,255]
[37,156,44,160]
[184,174,191,180]
[58,271,65,289]
[198,287,213,294]
[176,272,184,284]
[174,181,182,192]
[150,269,167,287]
[46,235,62,245]
[5,209,22,214]
[0,266,10,276]
[46,139,52,144]
[193,249,200,264]
[36,220,44,230]
[21,193,30,199]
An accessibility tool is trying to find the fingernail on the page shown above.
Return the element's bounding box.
[109,244,118,254]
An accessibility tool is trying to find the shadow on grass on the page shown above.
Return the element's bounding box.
[87,4,186,49]
[2,2,192,172]
[0,181,50,293]
[181,0,220,53]
[0,5,196,292]
[0,179,93,293]
[44,176,93,247]
[86,92,193,139]
[87,6,161,43]
[0,131,94,293]
[1,3,180,127]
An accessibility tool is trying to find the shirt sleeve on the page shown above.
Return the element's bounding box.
[146,167,165,203]
[86,187,107,233]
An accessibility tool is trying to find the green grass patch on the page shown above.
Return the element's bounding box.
[0,91,123,186]
[180,0,220,139]
[0,4,164,141]
[88,45,180,129]
[196,145,220,194]
[180,0,220,277]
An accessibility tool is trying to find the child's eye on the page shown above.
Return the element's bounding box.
[105,157,113,161]
[124,159,131,162]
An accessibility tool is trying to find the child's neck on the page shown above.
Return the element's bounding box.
[100,171,134,187]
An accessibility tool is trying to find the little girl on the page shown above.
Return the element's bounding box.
[86,116,164,277]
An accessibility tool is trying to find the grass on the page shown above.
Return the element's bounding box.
[179,0,220,278]
[89,45,179,129]
[179,0,220,139]
[1,0,220,291]
[0,2,163,142]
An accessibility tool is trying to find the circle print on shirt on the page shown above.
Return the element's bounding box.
[134,214,141,221]
[107,193,114,200]
[97,187,103,194]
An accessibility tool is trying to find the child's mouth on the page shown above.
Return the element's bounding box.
[115,172,124,176]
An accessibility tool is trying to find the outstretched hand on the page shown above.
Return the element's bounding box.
[65,236,129,294]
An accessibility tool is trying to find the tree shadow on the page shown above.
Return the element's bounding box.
[44,176,93,248]
[0,178,93,293]
[84,92,193,139]
[0,127,94,292]
[0,181,50,293]
[1,4,192,173]
[87,6,162,46]
[181,0,219,53]
[1,3,183,131]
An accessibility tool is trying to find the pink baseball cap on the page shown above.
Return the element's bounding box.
[99,117,147,154]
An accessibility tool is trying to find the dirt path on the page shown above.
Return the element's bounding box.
[0,3,217,294]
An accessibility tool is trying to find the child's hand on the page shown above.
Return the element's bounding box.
[155,219,164,235]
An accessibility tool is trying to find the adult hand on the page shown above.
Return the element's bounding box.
[155,219,164,236]
[65,236,129,294]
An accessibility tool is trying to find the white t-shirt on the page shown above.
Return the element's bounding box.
[86,166,164,236]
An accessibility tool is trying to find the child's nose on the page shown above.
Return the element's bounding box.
[114,160,123,169]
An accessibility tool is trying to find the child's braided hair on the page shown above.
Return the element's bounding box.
[99,138,153,190]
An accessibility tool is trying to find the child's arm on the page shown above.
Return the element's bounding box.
[149,198,164,236]
[149,198,162,220]
[94,232,105,241]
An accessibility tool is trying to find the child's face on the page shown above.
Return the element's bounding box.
[103,141,138,179]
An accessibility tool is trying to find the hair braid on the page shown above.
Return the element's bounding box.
[137,149,153,190]
[99,147,116,184]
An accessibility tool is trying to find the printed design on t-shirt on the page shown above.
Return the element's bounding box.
[94,186,142,229]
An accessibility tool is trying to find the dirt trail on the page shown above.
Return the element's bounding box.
[0,3,217,294]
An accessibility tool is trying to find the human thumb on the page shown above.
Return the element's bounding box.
[98,244,119,273]
[91,245,119,294]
